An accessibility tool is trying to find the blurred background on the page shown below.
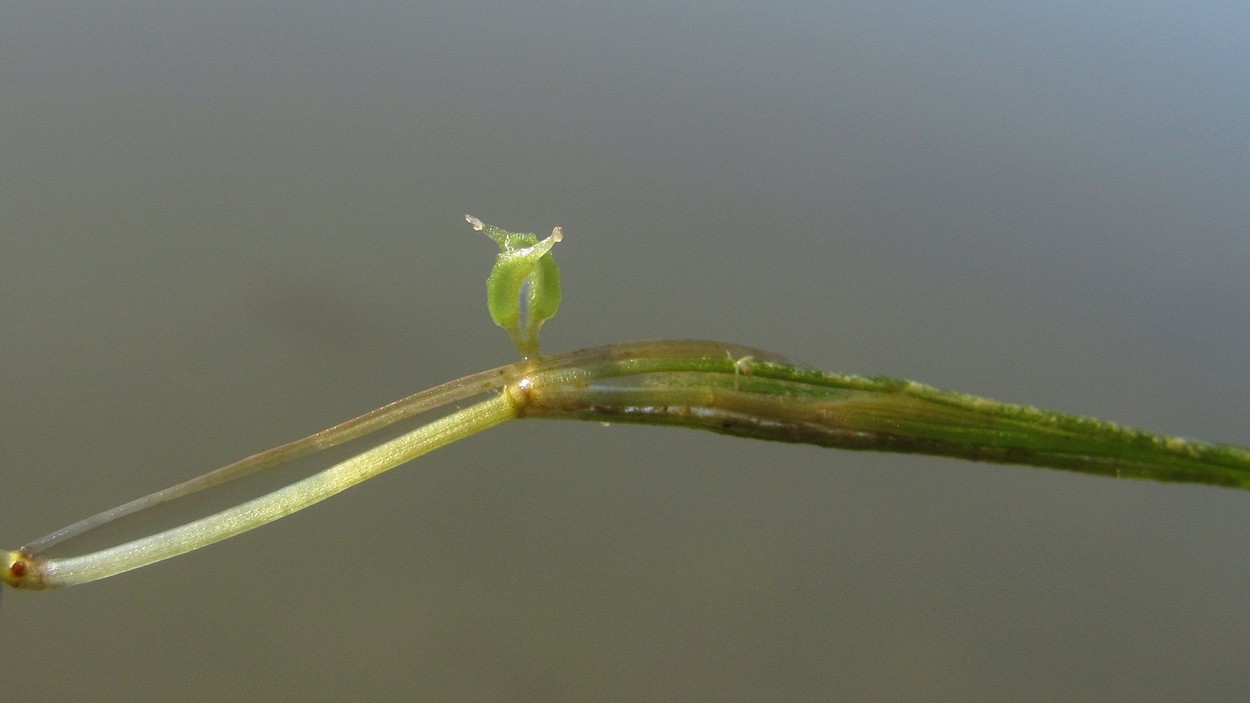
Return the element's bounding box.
[2,2,1248,700]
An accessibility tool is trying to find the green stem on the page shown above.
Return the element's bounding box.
[6,339,1248,589]
[12,393,518,589]
[519,342,1250,488]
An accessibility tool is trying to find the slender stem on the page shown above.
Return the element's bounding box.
[5,339,1249,590]
[12,393,518,589]
[519,362,1250,488]
[20,361,529,553]
[22,341,775,554]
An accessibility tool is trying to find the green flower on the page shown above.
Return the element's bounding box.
[466,214,563,358]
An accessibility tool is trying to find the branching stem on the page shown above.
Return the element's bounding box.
[5,339,1248,590]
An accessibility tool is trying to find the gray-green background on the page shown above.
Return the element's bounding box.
[2,3,1248,701]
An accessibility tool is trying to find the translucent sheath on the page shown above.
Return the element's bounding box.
[5,340,1250,590]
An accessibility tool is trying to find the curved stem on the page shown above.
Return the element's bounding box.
[20,361,524,553]
[6,339,1249,589]
[22,340,773,553]
[13,393,518,589]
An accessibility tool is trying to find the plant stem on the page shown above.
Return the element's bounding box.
[519,342,1250,488]
[9,393,518,589]
[6,339,1249,589]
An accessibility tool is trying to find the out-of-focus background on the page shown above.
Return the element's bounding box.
[2,3,1248,700]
